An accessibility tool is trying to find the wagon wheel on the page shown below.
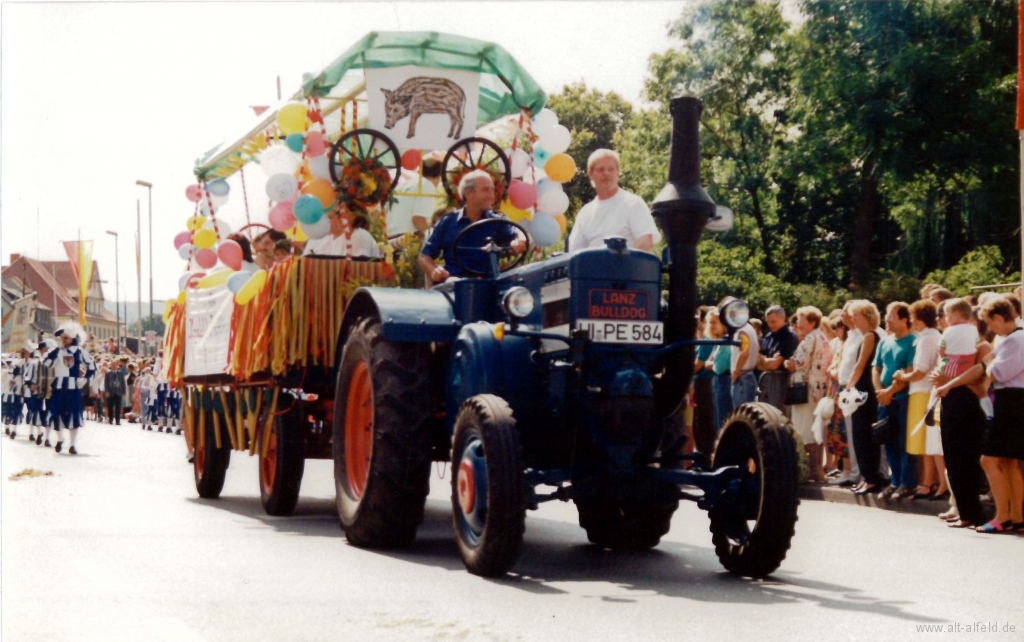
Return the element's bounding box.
[441,138,511,203]
[328,128,401,190]
[238,222,269,242]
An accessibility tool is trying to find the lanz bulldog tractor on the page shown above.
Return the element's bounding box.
[333,96,800,578]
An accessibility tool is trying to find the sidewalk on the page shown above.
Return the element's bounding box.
[798,483,991,517]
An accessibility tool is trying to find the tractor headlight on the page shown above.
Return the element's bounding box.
[502,287,535,321]
[720,299,750,331]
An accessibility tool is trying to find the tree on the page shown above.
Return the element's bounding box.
[140,313,165,336]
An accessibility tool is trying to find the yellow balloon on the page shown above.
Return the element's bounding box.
[192,228,217,249]
[500,199,531,223]
[198,269,232,289]
[544,153,577,183]
[234,269,267,306]
[286,225,308,242]
[553,213,567,235]
[162,299,174,324]
[187,215,207,232]
[277,103,307,136]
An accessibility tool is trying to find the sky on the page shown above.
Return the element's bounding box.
[1,1,688,305]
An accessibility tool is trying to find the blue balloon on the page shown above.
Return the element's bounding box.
[535,178,559,197]
[293,195,325,225]
[207,179,230,197]
[227,271,251,294]
[533,146,551,167]
[529,213,561,248]
[286,133,305,153]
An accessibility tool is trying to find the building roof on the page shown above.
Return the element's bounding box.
[1,255,116,323]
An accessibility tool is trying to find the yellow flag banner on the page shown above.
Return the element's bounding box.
[62,240,94,325]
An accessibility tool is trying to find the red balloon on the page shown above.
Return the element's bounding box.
[194,248,218,270]
[401,149,422,171]
[217,240,243,271]
[268,200,296,232]
[306,131,326,157]
[173,231,192,250]
[508,179,538,210]
[185,185,202,202]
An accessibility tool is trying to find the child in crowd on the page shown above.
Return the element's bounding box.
[935,298,978,379]
[273,239,293,263]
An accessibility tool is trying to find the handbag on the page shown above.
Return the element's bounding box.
[871,415,897,445]
[784,333,817,406]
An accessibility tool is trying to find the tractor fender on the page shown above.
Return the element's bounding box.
[337,287,460,350]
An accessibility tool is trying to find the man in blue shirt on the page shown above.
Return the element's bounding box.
[419,170,526,286]
[872,302,917,500]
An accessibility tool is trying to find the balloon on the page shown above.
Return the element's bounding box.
[401,149,422,171]
[217,240,243,271]
[198,201,218,216]
[185,185,202,202]
[209,191,229,208]
[202,218,231,238]
[544,153,577,183]
[499,199,532,223]
[206,179,230,197]
[529,213,561,247]
[536,178,559,196]
[194,248,218,269]
[306,131,326,157]
[268,200,296,232]
[510,149,531,179]
[235,269,267,306]
[259,144,300,177]
[178,244,194,261]
[286,133,305,153]
[286,225,308,243]
[173,231,192,250]
[293,195,325,225]
[553,213,567,235]
[299,214,331,240]
[192,228,217,249]
[276,103,307,136]
[187,215,207,232]
[531,108,558,136]
[508,180,538,210]
[198,269,232,289]
[533,146,552,167]
[308,155,331,180]
[266,173,298,201]
[300,178,336,208]
[240,260,259,273]
[538,124,571,154]
[537,188,569,215]
[227,271,250,294]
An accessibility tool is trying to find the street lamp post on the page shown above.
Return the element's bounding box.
[105,230,120,354]
[136,180,153,356]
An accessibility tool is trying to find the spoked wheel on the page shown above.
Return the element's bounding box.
[441,137,511,203]
[259,396,305,516]
[194,406,230,499]
[451,395,526,577]
[333,317,433,547]
[328,128,401,189]
[708,402,799,578]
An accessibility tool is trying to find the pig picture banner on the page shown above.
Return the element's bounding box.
[366,66,480,152]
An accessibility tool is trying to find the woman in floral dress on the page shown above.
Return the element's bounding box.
[785,306,834,482]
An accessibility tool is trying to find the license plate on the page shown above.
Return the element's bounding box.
[576,319,664,345]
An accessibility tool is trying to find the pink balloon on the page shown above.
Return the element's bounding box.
[185,185,202,203]
[269,200,296,232]
[509,180,538,210]
[173,231,192,250]
[306,131,326,157]
[194,248,218,270]
[217,240,243,271]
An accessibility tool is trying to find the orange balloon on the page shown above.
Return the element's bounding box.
[544,153,577,183]
[300,178,336,208]
[553,213,567,234]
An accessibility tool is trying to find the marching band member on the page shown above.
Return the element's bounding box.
[5,350,27,439]
[42,323,95,454]
[21,341,42,442]
[30,340,54,445]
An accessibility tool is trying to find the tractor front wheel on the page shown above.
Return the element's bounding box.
[451,395,526,577]
[708,402,799,578]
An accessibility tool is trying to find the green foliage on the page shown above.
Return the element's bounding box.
[924,246,1021,297]
[140,313,165,336]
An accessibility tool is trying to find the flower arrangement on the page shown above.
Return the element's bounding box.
[336,156,396,212]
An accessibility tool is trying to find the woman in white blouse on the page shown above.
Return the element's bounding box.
[784,306,833,482]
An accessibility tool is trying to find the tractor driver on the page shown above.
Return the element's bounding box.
[418,169,526,287]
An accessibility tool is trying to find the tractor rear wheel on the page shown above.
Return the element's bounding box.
[333,318,433,547]
[708,402,799,578]
[194,407,230,499]
[259,396,305,516]
[451,395,526,577]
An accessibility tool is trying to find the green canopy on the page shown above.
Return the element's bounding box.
[303,31,547,122]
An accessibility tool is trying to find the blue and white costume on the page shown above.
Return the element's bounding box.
[42,325,95,453]
[21,343,43,441]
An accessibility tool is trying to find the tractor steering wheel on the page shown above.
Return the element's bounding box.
[449,218,532,278]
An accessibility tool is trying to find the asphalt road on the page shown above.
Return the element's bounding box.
[3,418,1024,642]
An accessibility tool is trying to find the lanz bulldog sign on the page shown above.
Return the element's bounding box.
[366,66,480,152]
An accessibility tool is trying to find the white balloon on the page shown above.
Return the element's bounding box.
[178,244,193,261]
[240,260,259,273]
[529,212,561,248]
[509,149,531,179]
[209,191,230,208]
[536,187,569,215]
[536,178,559,196]
[308,155,331,180]
[538,124,571,155]
[300,215,331,240]
[266,173,299,202]
[198,201,218,216]
[531,108,558,136]
[178,271,196,290]
[201,218,232,239]
[259,144,300,177]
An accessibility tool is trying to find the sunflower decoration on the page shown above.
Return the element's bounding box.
[445,164,507,209]
[336,156,397,212]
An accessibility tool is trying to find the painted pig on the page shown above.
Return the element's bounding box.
[381,77,466,140]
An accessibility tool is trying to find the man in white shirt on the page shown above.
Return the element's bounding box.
[567,149,661,252]
[387,158,443,239]
[730,320,760,408]
[303,205,381,259]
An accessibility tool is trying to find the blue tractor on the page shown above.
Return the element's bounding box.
[332,97,800,578]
